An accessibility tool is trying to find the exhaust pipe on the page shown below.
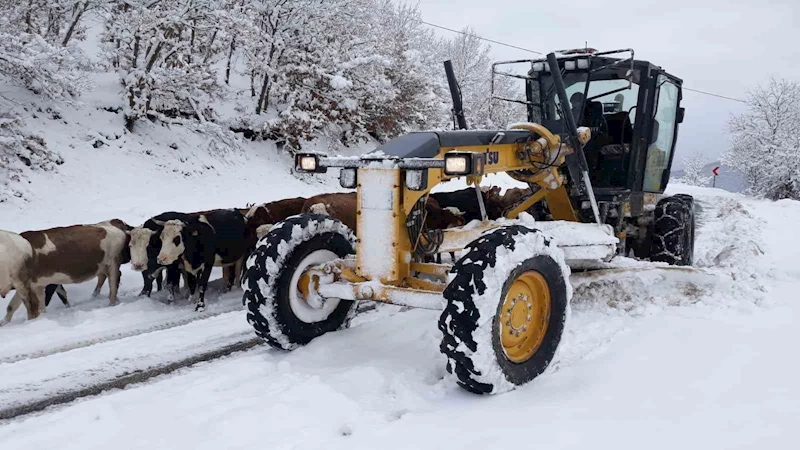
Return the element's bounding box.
[444,60,468,130]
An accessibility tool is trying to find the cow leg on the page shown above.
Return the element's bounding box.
[233,257,244,288]
[221,266,232,293]
[45,284,56,308]
[165,264,181,304]
[92,273,107,298]
[180,269,193,298]
[107,265,121,306]
[1,291,25,325]
[450,252,456,262]
[155,269,163,291]
[30,285,46,319]
[185,272,198,299]
[195,266,213,312]
[54,285,69,307]
[139,271,154,297]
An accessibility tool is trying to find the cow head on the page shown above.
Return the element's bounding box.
[308,203,330,216]
[157,220,186,266]
[256,224,273,239]
[426,204,466,230]
[246,203,273,226]
[129,227,156,271]
[482,185,506,219]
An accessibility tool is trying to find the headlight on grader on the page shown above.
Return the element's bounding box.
[444,152,486,177]
[339,168,357,189]
[295,153,326,173]
[444,154,468,175]
[405,169,428,191]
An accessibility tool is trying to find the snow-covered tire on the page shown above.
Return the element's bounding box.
[242,214,358,350]
[438,226,572,395]
[650,194,695,266]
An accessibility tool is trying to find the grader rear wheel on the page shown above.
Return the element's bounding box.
[650,194,695,266]
[438,226,570,395]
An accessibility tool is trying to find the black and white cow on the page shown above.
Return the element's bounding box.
[156,209,248,312]
[128,212,191,302]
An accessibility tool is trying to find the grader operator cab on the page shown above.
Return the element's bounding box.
[242,49,695,395]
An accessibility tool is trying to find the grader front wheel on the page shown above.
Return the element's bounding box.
[438,226,570,395]
[500,271,551,364]
[243,214,358,350]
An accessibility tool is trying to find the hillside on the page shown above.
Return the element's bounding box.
[0,75,353,232]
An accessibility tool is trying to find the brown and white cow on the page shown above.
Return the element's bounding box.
[243,197,306,243]
[302,193,358,230]
[1,219,131,325]
[1,230,35,321]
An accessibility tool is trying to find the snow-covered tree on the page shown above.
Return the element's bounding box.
[0,109,63,202]
[435,27,524,130]
[0,0,103,46]
[0,28,92,99]
[235,0,446,148]
[361,0,447,141]
[102,0,228,130]
[724,77,800,200]
[678,153,711,187]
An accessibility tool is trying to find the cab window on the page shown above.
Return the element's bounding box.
[643,75,680,192]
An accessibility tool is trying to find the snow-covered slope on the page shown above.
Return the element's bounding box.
[1,182,798,449]
[0,76,354,231]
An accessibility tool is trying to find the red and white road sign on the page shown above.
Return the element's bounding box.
[712,166,720,176]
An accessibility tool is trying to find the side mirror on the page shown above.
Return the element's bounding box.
[650,120,660,144]
[676,107,685,124]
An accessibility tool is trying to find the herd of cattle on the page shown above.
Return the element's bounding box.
[0,185,533,325]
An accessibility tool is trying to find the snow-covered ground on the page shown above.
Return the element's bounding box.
[2,165,799,449]
[1,36,797,445]
[4,5,797,448]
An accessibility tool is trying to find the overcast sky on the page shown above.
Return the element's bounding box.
[417,0,800,168]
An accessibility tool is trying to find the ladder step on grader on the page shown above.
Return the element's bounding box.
[241,48,695,395]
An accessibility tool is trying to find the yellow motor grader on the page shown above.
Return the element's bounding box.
[242,49,694,394]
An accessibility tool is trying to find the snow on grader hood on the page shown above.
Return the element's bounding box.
[242,49,696,395]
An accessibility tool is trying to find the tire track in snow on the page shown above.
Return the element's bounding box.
[0,303,246,364]
[0,338,262,421]
[0,303,389,422]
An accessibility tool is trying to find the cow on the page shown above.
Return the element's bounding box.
[302,193,358,230]
[430,186,503,223]
[1,230,35,322]
[495,187,549,220]
[129,212,192,302]
[301,192,466,232]
[222,197,308,288]
[244,197,306,245]
[423,196,467,230]
[500,187,532,209]
[156,209,248,312]
[1,219,132,325]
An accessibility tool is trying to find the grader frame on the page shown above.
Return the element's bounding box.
[245,48,692,395]
[293,122,600,311]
